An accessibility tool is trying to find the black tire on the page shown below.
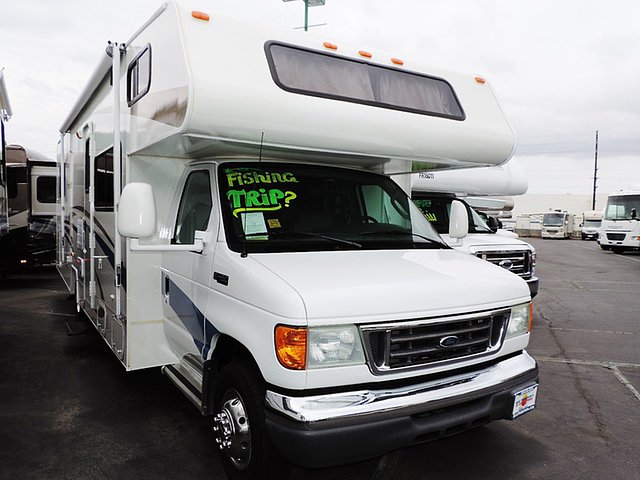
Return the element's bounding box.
[213,362,290,480]
[600,245,610,251]
[612,247,625,255]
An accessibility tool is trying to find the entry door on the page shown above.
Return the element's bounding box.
[78,125,97,310]
[162,167,218,360]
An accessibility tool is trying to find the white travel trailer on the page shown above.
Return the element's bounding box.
[57,2,538,477]
[0,145,57,270]
[412,159,539,297]
[599,189,640,253]
[1,68,12,237]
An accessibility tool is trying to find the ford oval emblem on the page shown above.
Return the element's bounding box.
[498,259,514,270]
[439,335,460,348]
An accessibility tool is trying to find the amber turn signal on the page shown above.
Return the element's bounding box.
[191,11,210,21]
[275,326,307,370]
[528,303,534,332]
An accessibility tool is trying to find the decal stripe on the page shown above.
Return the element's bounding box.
[166,277,220,359]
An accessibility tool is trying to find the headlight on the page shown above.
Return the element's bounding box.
[275,324,366,370]
[506,302,533,339]
[307,325,365,369]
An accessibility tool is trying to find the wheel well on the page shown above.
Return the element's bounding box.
[202,334,263,415]
[214,334,260,373]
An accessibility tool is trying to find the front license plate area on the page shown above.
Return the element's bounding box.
[512,384,538,418]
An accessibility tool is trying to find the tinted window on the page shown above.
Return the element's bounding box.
[413,196,492,234]
[36,176,56,204]
[127,45,152,107]
[173,170,212,245]
[8,166,26,199]
[95,148,114,210]
[219,162,443,253]
[267,43,464,120]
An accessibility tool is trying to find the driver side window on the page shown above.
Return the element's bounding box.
[361,184,410,227]
[173,170,212,245]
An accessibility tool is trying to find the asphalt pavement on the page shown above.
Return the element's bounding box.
[1,239,639,480]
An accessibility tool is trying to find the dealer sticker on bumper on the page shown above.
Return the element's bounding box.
[512,384,538,418]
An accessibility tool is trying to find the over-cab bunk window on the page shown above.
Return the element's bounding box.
[266,43,465,120]
[127,44,151,107]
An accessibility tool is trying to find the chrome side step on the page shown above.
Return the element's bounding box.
[162,354,205,412]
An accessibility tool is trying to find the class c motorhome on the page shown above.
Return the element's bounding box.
[412,159,539,297]
[541,210,574,239]
[57,2,538,477]
[599,189,640,253]
[580,210,602,241]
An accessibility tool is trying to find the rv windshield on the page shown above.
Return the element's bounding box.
[583,219,601,228]
[605,195,640,220]
[219,162,446,253]
[543,213,565,227]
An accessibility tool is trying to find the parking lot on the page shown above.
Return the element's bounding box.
[1,238,639,480]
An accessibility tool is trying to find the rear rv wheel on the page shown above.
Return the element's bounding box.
[213,362,289,480]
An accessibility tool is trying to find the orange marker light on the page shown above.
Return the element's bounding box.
[191,11,210,21]
[391,58,404,66]
[475,76,487,84]
[528,303,534,332]
[275,326,307,370]
[359,50,373,59]
[323,42,338,50]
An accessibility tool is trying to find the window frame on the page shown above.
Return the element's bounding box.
[127,44,152,107]
[264,41,465,121]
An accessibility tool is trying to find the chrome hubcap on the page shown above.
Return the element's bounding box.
[213,389,251,470]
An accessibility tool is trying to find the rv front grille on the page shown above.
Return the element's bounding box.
[361,309,510,374]
[474,250,532,279]
[607,233,626,241]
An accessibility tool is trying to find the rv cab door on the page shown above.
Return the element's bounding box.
[161,166,219,361]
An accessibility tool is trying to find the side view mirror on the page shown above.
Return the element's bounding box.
[118,182,204,253]
[118,183,156,239]
[449,200,469,242]
[486,216,499,233]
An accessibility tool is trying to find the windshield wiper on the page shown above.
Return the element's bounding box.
[240,231,362,248]
[358,229,449,248]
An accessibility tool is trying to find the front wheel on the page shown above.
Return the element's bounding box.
[213,362,290,480]
[612,247,626,254]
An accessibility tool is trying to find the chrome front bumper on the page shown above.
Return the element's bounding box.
[266,351,537,424]
[265,351,538,468]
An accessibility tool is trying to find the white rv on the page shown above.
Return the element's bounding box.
[599,190,640,253]
[57,2,538,477]
[0,145,57,270]
[0,68,12,237]
[580,210,602,241]
[412,159,539,297]
[541,210,574,239]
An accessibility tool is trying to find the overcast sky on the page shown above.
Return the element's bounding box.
[1,0,639,195]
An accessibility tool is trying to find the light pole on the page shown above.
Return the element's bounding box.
[283,0,326,31]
